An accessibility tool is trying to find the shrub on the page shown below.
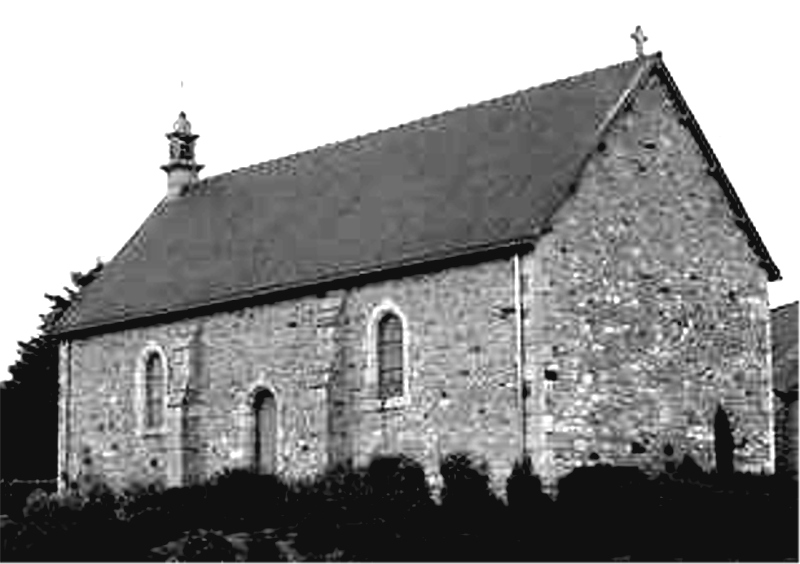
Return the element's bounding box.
[506,455,550,510]
[714,404,735,476]
[555,464,651,560]
[359,455,436,561]
[0,479,58,520]
[295,460,369,524]
[675,452,705,482]
[504,456,554,561]
[5,475,134,562]
[117,480,181,552]
[205,468,289,532]
[2,452,797,562]
[152,528,238,562]
[439,452,493,507]
[366,454,432,519]
[436,452,505,562]
[288,460,372,560]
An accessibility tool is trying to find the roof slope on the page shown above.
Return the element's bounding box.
[772,302,798,393]
[55,53,777,335]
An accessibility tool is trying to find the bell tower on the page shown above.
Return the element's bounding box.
[161,111,204,200]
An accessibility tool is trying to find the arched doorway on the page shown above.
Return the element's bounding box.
[253,388,277,474]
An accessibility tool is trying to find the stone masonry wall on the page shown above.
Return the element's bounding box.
[527,69,773,480]
[61,257,524,490]
[61,294,338,488]
[338,258,521,491]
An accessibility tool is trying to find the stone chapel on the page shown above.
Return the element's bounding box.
[54,41,782,490]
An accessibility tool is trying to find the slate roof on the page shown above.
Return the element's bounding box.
[55,53,780,335]
[772,302,798,394]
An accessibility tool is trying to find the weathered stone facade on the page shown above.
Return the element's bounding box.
[58,63,776,492]
[59,257,524,491]
[523,70,773,479]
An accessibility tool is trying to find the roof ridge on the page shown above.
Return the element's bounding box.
[197,55,653,190]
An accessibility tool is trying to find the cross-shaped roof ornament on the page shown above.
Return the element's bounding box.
[630,25,648,58]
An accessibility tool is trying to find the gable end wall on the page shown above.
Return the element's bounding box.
[525,68,773,479]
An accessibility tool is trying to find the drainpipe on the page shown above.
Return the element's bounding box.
[513,253,526,459]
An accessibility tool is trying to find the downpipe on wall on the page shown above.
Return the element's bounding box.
[513,253,526,460]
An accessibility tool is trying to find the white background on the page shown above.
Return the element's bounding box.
[1,1,796,378]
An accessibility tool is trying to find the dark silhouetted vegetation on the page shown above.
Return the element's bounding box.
[714,403,735,476]
[1,260,104,483]
[1,451,796,562]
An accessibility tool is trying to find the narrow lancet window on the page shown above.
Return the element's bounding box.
[377,313,404,401]
[144,353,165,429]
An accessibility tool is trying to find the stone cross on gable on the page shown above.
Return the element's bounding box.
[631,25,648,58]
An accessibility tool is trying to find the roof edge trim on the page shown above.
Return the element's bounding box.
[53,236,542,338]
[653,58,781,282]
[571,52,780,283]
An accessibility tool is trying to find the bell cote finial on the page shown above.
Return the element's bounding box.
[173,111,192,135]
[161,111,204,200]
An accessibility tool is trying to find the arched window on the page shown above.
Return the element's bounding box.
[144,352,165,430]
[135,342,169,434]
[252,388,277,474]
[377,312,404,401]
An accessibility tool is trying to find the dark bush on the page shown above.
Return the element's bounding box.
[506,455,550,511]
[231,529,287,562]
[436,452,505,562]
[299,459,370,523]
[0,479,58,520]
[675,452,705,481]
[178,529,239,562]
[714,404,735,476]
[289,460,372,560]
[504,456,554,560]
[206,467,289,532]
[555,463,651,560]
[367,454,432,517]
[2,451,797,562]
[4,475,135,562]
[358,454,435,561]
[440,452,494,508]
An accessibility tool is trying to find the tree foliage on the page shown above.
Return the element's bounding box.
[714,403,735,477]
[0,259,103,480]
